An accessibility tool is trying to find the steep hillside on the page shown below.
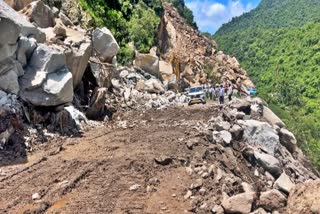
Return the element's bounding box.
[215,0,320,35]
[214,0,320,167]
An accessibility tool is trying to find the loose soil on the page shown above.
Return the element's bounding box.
[0,103,225,214]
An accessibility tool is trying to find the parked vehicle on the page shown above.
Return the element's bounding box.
[187,86,206,105]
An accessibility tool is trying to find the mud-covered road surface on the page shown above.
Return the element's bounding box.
[0,103,226,214]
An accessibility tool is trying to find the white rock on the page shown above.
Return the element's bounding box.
[92,27,120,62]
[274,172,295,194]
[222,192,255,214]
[32,193,40,200]
[129,184,142,191]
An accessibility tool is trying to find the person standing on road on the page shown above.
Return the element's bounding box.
[228,84,233,102]
[215,84,220,101]
[211,86,215,100]
[219,84,225,104]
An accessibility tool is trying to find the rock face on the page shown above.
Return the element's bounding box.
[20,45,73,106]
[92,28,120,62]
[222,192,255,213]
[0,1,45,42]
[21,0,55,28]
[158,3,254,91]
[238,120,279,155]
[259,189,287,211]
[287,179,320,214]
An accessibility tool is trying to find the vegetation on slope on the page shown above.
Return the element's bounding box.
[214,0,320,167]
[79,0,162,65]
[78,0,197,65]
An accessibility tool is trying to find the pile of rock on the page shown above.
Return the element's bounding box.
[158,3,254,93]
[0,0,189,148]
[181,97,318,213]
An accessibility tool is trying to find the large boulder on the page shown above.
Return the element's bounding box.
[287,179,320,214]
[0,17,20,62]
[21,0,55,28]
[92,27,119,62]
[19,44,73,106]
[134,53,160,78]
[274,172,295,194]
[238,120,280,155]
[279,128,297,153]
[65,42,92,88]
[263,106,285,128]
[222,192,255,214]
[254,151,282,178]
[259,189,287,211]
[0,58,24,94]
[0,1,45,42]
[16,36,37,67]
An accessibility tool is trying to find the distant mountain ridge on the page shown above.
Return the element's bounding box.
[215,0,320,36]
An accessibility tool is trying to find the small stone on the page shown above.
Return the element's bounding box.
[199,187,206,195]
[190,178,203,189]
[202,172,210,178]
[254,169,259,177]
[129,184,142,191]
[200,203,208,209]
[154,156,173,166]
[185,167,193,176]
[172,194,177,197]
[211,205,224,214]
[184,190,192,199]
[32,193,40,200]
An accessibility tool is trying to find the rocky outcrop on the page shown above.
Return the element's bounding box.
[158,3,254,91]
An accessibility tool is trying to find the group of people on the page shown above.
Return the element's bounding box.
[204,83,233,104]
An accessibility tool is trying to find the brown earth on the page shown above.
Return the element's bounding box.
[0,103,228,214]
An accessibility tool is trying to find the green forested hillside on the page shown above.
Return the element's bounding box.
[79,0,196,65]
[216,0,320,35]
[214,0,320,167]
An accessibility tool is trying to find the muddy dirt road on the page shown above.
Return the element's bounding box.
[0,104,224,214]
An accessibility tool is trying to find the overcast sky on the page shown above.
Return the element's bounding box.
[185,0,261,33]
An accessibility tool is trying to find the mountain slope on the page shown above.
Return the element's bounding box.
[214,0,320,167]
[215,0,320,35]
